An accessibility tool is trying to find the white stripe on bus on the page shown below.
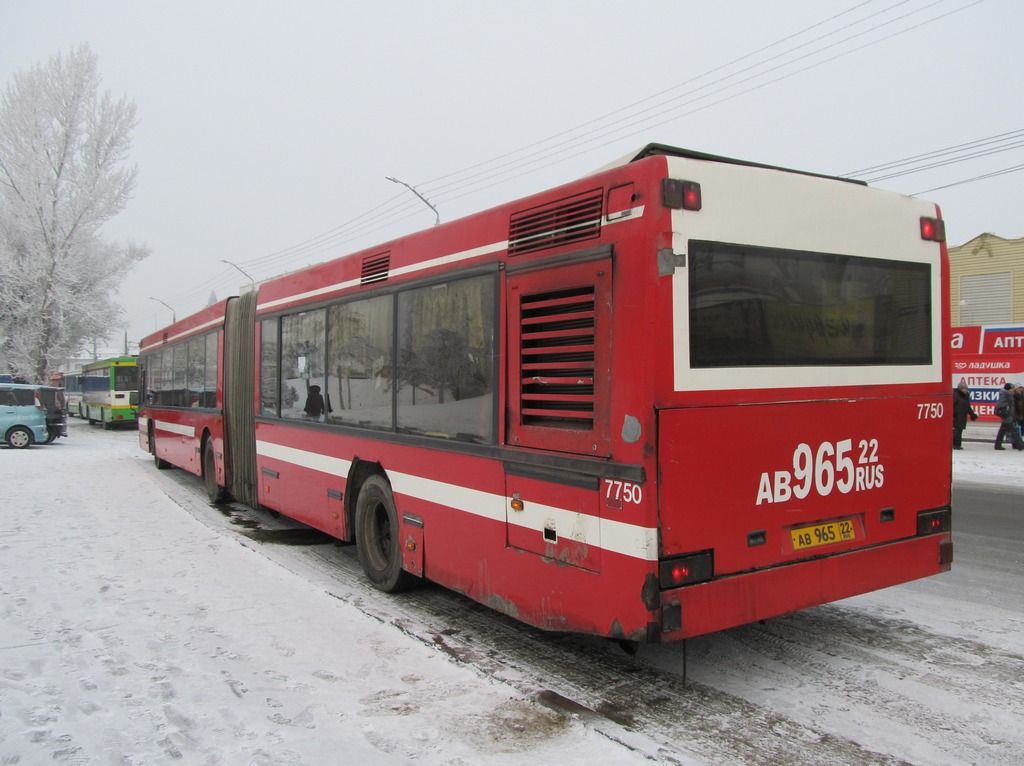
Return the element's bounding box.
[255,208,644,313]
[139,315,223,353]
[254,438,658,562]
[154,420,196,438]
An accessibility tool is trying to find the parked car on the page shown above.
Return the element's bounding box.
[0,383,49,449]
[35,386,69,443]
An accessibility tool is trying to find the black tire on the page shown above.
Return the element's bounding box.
[5,426,33,449]
[150,431,171,470]
[202,440,226,504]
[354,475,414,593]
[42,429,56,445]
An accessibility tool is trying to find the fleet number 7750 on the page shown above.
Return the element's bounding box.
[604,479,643,506]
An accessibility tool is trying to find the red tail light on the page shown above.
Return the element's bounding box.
[920,216,945,242]
[659,550,713,588]
[662,179,702,211]
[916,508,951,536]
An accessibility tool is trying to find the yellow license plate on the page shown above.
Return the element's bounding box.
[791,519,857,550]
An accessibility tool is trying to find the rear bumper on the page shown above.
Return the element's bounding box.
[660,533,951,640]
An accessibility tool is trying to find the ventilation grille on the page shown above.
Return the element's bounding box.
[361,252,390,285]
[508,190,603,256]
[519,285,595,429]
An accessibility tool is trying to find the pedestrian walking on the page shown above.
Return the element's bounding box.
[952,380,977,450]
[993,382,1024,451]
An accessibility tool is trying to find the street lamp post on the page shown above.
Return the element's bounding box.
[148,296,176,323]
[386,176,440,226]
[220,259,256,287]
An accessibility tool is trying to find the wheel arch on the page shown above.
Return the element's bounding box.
[344,458,389,543]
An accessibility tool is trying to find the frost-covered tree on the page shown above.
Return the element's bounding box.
[0,44,149,382]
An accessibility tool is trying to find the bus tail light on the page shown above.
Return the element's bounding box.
[659,550,713,588]
[920,216,945,242]
[916,508,951,536]
[662,179,702,211]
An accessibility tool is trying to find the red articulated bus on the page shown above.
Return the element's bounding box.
[139,144,952,643]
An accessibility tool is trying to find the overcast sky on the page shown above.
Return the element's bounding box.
[3,0,1021,353]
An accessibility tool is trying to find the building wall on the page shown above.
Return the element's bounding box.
[948,233,1024,326]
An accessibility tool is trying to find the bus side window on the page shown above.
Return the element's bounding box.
[260,318,280,417]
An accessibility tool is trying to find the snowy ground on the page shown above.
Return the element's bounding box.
[0,418,1021,765]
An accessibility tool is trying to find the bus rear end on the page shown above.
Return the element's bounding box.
[651,152,951,640]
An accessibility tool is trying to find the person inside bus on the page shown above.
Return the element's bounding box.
[303,384,326,421]
[993,382,1024,450]
[952,380,977,450]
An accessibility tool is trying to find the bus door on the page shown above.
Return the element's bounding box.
[503,255,613,573]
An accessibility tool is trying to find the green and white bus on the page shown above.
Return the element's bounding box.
[82,356,140,428]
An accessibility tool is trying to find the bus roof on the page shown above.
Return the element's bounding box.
[590,143,866,186]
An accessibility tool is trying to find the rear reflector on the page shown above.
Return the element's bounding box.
[920,216,945,242]
[659,550,713,588]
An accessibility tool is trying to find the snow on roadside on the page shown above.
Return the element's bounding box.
[952,434,1024,488]
[1,419,1020,765]
[0,420,642,766]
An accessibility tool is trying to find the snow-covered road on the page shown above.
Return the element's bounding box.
[1,418,1022,765]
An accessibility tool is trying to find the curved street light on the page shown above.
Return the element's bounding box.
[220,258,256,287]
[148,296,176,323]
[386,176,440,226]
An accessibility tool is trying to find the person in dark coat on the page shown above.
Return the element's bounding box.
[993,382,1024,450]
[303,384,326,420]
[1015,384,1024,440]
[952,380,977,450]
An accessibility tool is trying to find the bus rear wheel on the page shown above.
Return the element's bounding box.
[150,431,170,470]
[354,475,414,593]
[202,440,226,504]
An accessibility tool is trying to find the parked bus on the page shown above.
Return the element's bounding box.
[64,368,85,417]
[139,144,951,643]
[83,356,139,428]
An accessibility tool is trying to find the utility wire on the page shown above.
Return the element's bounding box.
[844,128,1024,176]
[149,0,990,315]
[264,0,969,269]
[913,163,1024,194]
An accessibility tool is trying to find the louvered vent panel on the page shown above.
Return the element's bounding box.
[519,285,595,428]
[508,190,603,256]
[361,252,390,285]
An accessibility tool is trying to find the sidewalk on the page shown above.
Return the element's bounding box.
[964,421,999,443]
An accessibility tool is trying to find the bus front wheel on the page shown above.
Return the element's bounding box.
[354,475,414,593]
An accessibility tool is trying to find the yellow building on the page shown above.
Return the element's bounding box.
[948,233,1024,326]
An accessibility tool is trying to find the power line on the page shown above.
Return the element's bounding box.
[844,129,1024,181]
[913,163,1024,194]
[844,128,1024,176]
[145,0,990,320]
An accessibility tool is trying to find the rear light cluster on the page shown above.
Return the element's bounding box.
[920,216,945,242]
[916,508,951,536]
[659,550,713,589]
[662,178,702,211]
